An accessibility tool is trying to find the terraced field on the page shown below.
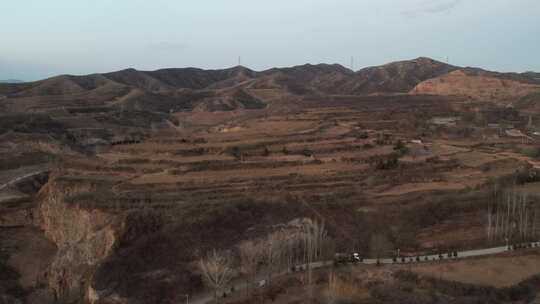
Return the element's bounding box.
[2,62,540,304]
[54,96,540,253]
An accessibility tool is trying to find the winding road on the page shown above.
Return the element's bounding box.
[0,170,49,192]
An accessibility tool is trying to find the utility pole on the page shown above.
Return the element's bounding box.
[350,56,354,71]
[238,56,242,66]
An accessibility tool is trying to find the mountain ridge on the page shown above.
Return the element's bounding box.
[0,79,24,83]
[3,57,538,95]
[1,57,539,113]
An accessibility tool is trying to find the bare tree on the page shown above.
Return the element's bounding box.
[487,202,493,242]
[284,232,300,272]
[263,230,282,286]
[369,233,393,264]
[199,249,232,304]
[486,186,540,244]
[532,206,538,238]
[326,271,339,304]
[325,271,361,304]
[301,219,327,301]
[238,240,262,297]
[321,238,337,264]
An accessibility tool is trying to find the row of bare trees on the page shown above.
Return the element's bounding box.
[199,219,333,303]
[486,185,540,243]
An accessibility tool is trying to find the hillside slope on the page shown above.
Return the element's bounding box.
[341,57,459,94]
[412,69,540,103]
[1,58,538,114]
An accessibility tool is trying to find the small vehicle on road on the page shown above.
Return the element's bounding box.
[334,252,362,265]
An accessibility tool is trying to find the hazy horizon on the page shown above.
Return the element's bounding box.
[2,0,539,81]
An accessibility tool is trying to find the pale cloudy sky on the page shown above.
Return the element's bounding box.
[1,0,539,80]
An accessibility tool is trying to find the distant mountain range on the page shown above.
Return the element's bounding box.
[0,79,24,83]
[0,57,539,113]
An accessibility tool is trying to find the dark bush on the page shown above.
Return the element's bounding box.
[231,146,242,160]
[363,143,374,149]
[358,132,369,139]
[302,148,314,157]
[513,167,540,185]
[393,140,409,156]
[375,153,399,170]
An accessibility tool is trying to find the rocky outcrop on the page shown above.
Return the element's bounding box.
[37,176,118,303]
[0,173,57,303]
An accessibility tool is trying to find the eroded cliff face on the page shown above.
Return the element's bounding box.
[37,176,118,303]
[411,70,540,103]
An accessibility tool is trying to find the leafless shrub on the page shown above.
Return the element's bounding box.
[238,240,262,297]
[199,249,232,304]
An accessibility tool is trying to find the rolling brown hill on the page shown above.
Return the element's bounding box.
[1,57,538,145]
[339,57,459,94]
[2,57,538,115]
[411,69,540,103]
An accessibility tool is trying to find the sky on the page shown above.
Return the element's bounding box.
[1,0,539,81]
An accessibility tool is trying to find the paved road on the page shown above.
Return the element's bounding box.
[192,241,540,304]
[0,170,48,191]
[363,245,516,265]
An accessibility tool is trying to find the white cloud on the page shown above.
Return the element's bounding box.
[402,0,461,17]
